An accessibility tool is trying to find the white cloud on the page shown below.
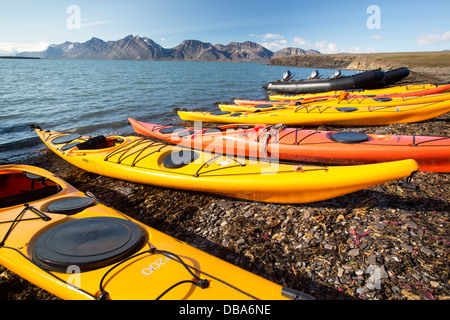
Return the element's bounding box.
[261,40,287,51]
[292,37,310,46]
[249,33,376,53]
[314,40,339,54]
[417,30,450,45]
[0,41,49,55]
[250,33,288,51]
[262,33,284,40]
[371,35,383,40]
[80,20,110,28]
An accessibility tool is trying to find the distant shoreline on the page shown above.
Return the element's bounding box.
[0,56,40,59]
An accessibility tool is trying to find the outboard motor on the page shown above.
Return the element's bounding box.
[282,70,294,81]
[330,70,342,78]
[307,70,320,80]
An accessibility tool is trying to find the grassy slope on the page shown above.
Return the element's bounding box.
[268,51,450,69]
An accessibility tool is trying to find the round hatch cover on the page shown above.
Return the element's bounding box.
[330,132,370,144]
[160,126,186,134]
[336,107,358,112]
[210,111,231,115]
[61,141,81,151]
[47,197,96,215]
[32,217,144,272]
[163,150,199,168]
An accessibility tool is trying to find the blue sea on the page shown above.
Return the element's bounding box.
[0,59,355,162]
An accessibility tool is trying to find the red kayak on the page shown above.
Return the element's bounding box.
[129,118,450,173]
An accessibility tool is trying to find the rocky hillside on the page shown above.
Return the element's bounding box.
[17,34,319,63]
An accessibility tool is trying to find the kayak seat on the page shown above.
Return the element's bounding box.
[77,136,107,150]
[32,217,145,272]
[0,185,61,208]
[0,172,62,208]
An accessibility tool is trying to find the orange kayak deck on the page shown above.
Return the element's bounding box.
[129,118,450,173]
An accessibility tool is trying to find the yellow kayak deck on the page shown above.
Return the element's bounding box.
[219,92,450,113]
[1,164,310,300]
[32,125,418,204]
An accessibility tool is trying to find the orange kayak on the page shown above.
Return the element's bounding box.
[129,118,450,173]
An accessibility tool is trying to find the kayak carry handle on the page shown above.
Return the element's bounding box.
[29,123,42,131]
[173,107,187,113]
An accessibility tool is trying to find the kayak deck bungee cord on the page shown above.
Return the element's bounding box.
[0,164,313,300]
[31,124,419,204]
[128,118,450,173]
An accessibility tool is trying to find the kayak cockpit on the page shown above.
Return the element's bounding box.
[0,171,62,208]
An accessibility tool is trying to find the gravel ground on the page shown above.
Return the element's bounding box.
[1,67,449,301]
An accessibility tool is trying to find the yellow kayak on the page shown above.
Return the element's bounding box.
[178,100,450,126]
[0,164,314,300]
[31,125,418,204]
[269,83,450,101]
[218,92,450,113]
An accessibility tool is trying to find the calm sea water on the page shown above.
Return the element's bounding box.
[0,59,354,161]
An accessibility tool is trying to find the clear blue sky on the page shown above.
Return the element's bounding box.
[1,0,449,54]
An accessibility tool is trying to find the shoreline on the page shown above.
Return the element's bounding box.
[1,67,449,301]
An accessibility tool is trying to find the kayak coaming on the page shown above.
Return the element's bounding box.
[0,164,303,300]
[32,125,419,204]
[177,100,450,126]
[128,119,450,173]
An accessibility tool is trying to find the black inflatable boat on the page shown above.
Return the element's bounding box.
[368,67,411,88]
[264,68,409,94]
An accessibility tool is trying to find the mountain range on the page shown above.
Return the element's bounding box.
[17,34,320,63]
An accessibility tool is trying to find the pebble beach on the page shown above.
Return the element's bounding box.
[1,67,449,301]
